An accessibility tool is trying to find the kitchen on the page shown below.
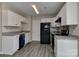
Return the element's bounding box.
[0,2,78,57]
[46,2,79,57]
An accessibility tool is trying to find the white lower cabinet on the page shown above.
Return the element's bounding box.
[54,38,78,57]
[25,33,31,44]
[2,35,19,55]
[25,33,28,44]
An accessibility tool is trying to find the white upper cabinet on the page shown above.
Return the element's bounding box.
[2,10,21,26]
[21,17,31,31]
[60,4,66,25]
[19,15,26,24]
[66,3,78,25]
[57,2,78,26]
[50,17,57,27]
[2,9,28,32]
[41,18,51,23]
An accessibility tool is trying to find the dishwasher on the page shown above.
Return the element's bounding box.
[19,34,25,49]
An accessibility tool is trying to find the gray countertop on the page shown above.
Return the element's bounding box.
[2,32,21,36]
[2,31,30,36]
[55,35,79,40]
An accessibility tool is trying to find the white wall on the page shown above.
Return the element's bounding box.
[0,4,2,52]
[31,16,55,41]
[32,16,41,41]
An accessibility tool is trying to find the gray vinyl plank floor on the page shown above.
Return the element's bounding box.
[0,41,55,57]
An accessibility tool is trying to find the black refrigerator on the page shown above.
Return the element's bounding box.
[40,23,50,44]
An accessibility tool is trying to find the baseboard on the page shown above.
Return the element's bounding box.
[0,50,17,55]
[2,51,17,55]
[32,40,40,42]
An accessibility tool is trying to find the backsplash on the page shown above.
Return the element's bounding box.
[50,25,69,35]
[69,25,79,36]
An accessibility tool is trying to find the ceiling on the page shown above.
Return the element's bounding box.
[2,2,65,17]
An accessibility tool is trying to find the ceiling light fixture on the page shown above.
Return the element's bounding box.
[32,5,39,14]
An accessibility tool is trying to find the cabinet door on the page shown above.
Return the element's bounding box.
[2,9,8,26]
[20,16,24,22]
[15,14,21,26]
[14,13,19,26]
[61,3,78,25]
[25,33,28,44]
[60,4,67,25]
[8,10,21,26]
[8,10,16,26]
[21,17,31,31]
[2,36,14,55]
[14,35,19,50]
[56,40,78,57]
[66,2,78,25]
[2,36,19,55]
[18,14,23,24]
[55,4,66,26]
[25,33,32,43]
[2,10,21,27]
[26,17,31,31]
[23,17,26,22]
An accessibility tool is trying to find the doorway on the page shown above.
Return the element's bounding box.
[40,23,50,44]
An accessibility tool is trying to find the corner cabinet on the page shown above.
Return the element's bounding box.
[57,2,78,26]
[2,10,21,27]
